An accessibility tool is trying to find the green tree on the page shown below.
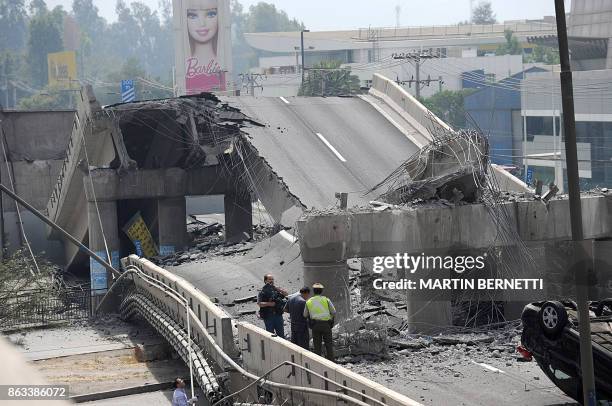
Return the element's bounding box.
[232,1,305,76]
[525,44,560,65]
[26,4,65,87]
[298,60,360,96]
[244,2,304,33]
[420,89,474,129]
[495,29,522,56]
[0,0,28,52]
[96,58,172,106]
[17,84,76,110]
[472,1,496,24]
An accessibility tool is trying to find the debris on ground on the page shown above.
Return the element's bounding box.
[152,221,273,267]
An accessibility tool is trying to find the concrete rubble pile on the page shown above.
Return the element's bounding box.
[152,220,273,267]
[370,129,489,205]
[101,93,263,173]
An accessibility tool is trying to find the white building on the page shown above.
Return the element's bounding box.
[244,20,557,97]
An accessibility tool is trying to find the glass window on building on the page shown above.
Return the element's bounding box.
[526,116,561,141]
[530,166,555,187]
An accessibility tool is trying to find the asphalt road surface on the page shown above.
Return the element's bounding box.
[223,95,421,209]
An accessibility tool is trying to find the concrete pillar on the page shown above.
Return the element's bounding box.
[303,261,351,322]
[158,197,187,255]
[88,200,120,309]
[405,300,452,334]
[224,187,252,244]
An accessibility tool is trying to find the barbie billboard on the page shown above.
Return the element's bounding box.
[173,0,232,95]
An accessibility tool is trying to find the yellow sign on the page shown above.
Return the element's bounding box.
[47,51,78,89]
[123,212,158,258]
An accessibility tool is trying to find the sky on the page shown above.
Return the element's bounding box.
[44,0,562,31]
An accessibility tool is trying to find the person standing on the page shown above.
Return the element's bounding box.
[284,286,311,349]
[172,378,198,406]
[257,273,288,338]
[303,283,336,361]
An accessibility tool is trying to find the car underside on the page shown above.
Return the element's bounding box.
[520,299,612,403]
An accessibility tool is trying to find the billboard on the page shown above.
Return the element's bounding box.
[47,50,78,89]
[173,0,232,95]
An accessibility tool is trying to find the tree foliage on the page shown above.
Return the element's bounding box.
[244,2,304,33]
[495,30,522,56]
[231,1,305,77]
[0,249,65,330]
[17,84,76,110]
[525,44,560,65]
[26,4,64,87]
[0,0,28,52]
[472,1,496,25]
[298,60,360,97]
[1,0,304,110]
[420,89,474,129]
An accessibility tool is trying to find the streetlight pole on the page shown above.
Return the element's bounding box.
[301,30,310,84]
[554,1,597,405]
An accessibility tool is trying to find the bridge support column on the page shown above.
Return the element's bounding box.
[404,300,452,334]
[88,200,119,309]
[224,185,252,243]
[303,261,351,322]
[157,196,187,256]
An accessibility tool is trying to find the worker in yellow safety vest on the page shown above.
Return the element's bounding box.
[303,283,336,360]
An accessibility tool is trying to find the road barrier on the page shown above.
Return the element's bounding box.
[237,322,421,406]
[112,255,422,405]
[122,255,238,366]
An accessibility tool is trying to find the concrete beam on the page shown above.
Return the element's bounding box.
[83,166,227,202]
[224,182,253,243]
[297,194,612,262]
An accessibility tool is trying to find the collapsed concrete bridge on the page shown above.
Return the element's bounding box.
[44,73,605,328]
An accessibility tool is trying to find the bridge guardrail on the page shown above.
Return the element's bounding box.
[46,86,101,222]
[237,322,422,406]
[122,255,238,366]
[369,73,451,145]
[368,73,529,192]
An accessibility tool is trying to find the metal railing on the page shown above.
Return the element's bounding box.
[0,288,90,330]
[357,22,557,40]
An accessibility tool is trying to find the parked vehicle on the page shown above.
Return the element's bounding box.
[520,299,612,403]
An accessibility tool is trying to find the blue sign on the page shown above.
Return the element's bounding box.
[526,167,534,185]
[134,240,143,257]
[121,79,135,102]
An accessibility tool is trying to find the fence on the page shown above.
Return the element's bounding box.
[0,288,91,331]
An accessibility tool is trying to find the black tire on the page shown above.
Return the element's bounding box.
[539,301,568,338]
[595,298,612,316]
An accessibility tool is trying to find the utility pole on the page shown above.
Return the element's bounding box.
[392,51,438,98]
[301,30,310,84]
[554,1,597,405]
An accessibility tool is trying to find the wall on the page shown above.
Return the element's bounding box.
[465,67,547,166]
[521,69,612,187]
[0,109,74,262]
[569,0,612,69]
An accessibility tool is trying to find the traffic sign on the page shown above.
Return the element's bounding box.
[121,79,135,102]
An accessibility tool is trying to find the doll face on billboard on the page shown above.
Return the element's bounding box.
[187,0,218,44]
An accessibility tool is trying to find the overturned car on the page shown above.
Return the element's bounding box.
[520,300,612,403]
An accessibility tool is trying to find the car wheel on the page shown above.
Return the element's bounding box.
[595,298,612,316]
[539,301,568,338]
